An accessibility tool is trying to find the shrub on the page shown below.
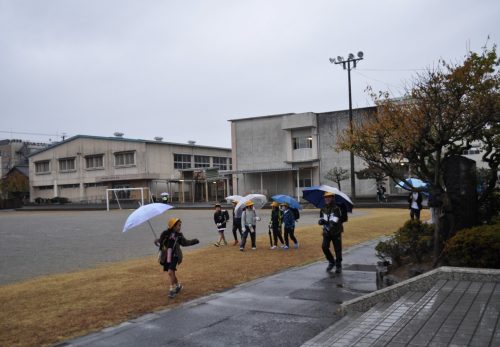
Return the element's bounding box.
[50,196,69,204]
[375,220,434,265]
[443,223,500,269]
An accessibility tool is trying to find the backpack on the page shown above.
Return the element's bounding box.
[290,208,300,220]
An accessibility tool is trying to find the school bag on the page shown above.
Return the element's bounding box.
[290,208,300,221]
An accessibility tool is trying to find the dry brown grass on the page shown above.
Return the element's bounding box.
[0,208,428,346]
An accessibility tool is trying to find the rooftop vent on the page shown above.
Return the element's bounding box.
[113,132,124,138]
[154,136,163,141]
[187,140,196,145]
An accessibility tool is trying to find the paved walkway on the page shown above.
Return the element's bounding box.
[58,240,381,347]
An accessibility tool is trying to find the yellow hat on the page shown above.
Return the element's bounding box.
[324,191,334,197]
[280,202,289,207]
[167,218,181,229]
[271,201,279,207]
[245,200,254,207]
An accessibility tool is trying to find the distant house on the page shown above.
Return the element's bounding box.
[28,135,232,203]
[1,165,29,200]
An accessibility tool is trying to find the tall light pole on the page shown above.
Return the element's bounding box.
[329,51,364,199]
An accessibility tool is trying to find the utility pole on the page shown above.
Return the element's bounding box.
[329,51,364,199]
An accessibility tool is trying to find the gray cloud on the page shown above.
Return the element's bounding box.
[1,0,499,146]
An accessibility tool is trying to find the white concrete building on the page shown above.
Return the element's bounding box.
[228,107,380,200]
[28,135,232,203]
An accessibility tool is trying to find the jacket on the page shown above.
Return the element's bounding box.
[282,209,295,229]
[214,210,230,229]
[159,230,198,265]
[319,202,347,236]
[408,192,423,210]
[270,208,282,228]
[241,207,259,228]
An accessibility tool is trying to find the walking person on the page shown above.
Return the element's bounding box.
[213,203,230,247]
[240,201,260,251]
[408,190,423,220]
[281,203,299,250]
[156,218,199,299]
[269,202,285,249]
[231,200,243,246]
[319,192,347,273]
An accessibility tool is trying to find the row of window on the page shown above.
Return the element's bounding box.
[34,152,233,174]
[35,182,108,190]
[35,152,134,174]
[173,154,232,170]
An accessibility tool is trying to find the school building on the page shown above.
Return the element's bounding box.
[28,135,232,203]
[228,107,391,200]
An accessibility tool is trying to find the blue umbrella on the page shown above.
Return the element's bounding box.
[271,195,301,210]
[302,185,353,212]
[395,178,428,191]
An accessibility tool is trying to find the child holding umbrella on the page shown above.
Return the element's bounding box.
[156,218,199,299]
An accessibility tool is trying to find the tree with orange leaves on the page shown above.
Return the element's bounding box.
[338,45,499,257]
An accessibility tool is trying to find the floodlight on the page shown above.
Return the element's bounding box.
[329,57,335,64]
[337,56,343,62]
[348,53,355,60]
[357,51,364,58]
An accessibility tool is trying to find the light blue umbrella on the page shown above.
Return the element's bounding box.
[271,195,301,210]
[396,178,429,191]
[122,203,174,238]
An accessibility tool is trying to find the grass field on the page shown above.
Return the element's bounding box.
[0,208,428,346]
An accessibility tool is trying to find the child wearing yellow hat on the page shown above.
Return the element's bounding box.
[240,200,260,251]
[157,218,199,298]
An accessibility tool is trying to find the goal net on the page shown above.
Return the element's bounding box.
[106,187,153,211]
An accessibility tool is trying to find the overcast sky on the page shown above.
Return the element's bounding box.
[1,0,498,148]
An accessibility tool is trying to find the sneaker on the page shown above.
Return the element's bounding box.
[224,240,228,246]
[251,247,256,250]
[270,246,277,250]
[214,242,220,247]
[335,265,342,274]
[240,247,244,252]
[326,263,335,272]
[294,242,299,249]
[168,290,176,298]
[175,283,183,294]
[283,245,289,250]
[233,240,239,246]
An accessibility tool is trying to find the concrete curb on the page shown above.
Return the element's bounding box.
[338,266,500,315]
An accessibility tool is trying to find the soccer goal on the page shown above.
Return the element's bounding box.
[106,187,153,211]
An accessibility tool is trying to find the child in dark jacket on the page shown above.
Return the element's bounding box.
[281,203,299,249]
[156,218,199,298]
[213,203,230,247]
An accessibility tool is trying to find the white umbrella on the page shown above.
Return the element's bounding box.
[160,192,170,196]
[225,194,243,203]
[122,203,174,238]
[234,194,267,215]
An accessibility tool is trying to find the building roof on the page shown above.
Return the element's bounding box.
[228,106,376,122]
[4,165,29,178]
[28,134,231,157]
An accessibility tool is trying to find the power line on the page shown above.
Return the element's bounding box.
[0,130,63,137]
[357,68,426,72]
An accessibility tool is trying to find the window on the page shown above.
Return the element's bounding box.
[294,178,312,188]
[86,155,104,169]
[84,182,107,188]
[194,155,210,168]
[37,185,53,190]
[213,157,228,170]
[463,148,481,155]
[174,154,191,169]
[59,158,76,172]
[59,184,79,189]
[228,158,232,170]
[115,151,135,166]
[35,160,50,174]
[293,136,313,150]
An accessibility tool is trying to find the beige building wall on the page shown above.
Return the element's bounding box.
[29,136,231,202]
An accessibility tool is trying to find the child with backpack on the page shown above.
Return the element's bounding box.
[281,203,299,249]
[156,218,199,299]
[213,203,230,247]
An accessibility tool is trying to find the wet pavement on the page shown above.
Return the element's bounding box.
[57,239,381,347]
